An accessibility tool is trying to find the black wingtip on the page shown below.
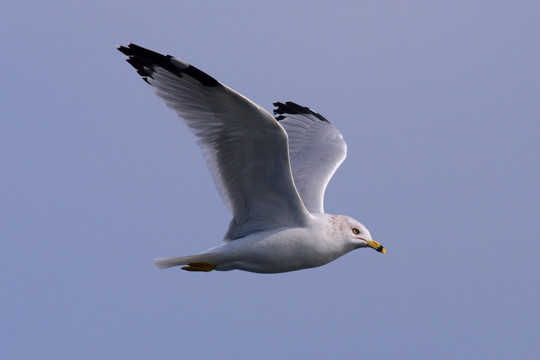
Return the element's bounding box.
[117,43,220,87]
[273,101,329,122]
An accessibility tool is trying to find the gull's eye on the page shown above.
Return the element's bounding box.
[352,228,360,234]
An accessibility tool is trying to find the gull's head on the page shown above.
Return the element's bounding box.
[337,216,385,254]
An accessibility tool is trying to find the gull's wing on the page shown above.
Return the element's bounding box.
[118,44,310,239]
[273,102,347,214]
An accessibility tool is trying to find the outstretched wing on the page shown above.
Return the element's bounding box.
[274,102,347,214]
[118,44,310,239]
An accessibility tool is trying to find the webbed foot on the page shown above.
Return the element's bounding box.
[181,263,215,272]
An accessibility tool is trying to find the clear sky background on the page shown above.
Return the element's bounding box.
[2,1,538,359]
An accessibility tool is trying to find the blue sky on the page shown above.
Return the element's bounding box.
[2,1,538,359]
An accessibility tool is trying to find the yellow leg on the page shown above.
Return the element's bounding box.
[181,263,215,272]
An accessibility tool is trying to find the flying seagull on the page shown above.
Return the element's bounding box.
[117,43,384,273]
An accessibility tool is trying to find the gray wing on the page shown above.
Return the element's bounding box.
[118,44,310,239]
[274,102,347,214]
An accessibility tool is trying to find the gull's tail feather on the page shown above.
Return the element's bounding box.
[153,255,199,269]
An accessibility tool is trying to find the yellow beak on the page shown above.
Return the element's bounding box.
[366,240,386,254]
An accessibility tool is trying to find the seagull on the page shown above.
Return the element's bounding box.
[117,43,385,273]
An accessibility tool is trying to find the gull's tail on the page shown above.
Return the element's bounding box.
[153,255,199,269]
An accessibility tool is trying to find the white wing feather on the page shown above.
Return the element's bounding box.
[118,44,310,239]
[274,102,347,214]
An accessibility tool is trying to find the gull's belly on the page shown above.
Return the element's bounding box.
[213,227,346,273]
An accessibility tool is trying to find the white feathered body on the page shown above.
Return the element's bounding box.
[155,214,357,273]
